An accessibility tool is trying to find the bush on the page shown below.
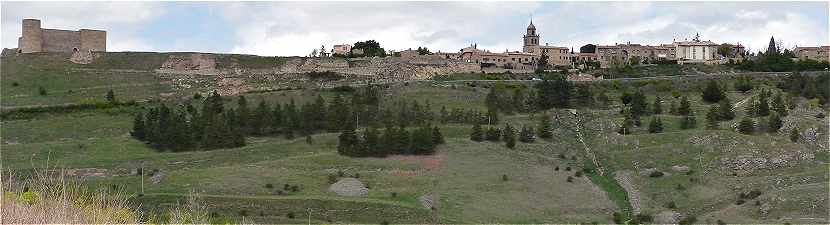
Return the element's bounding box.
[633,213,653,223]
[265,183,273,189]
[327,174,338,184]
[38,86,47,96]
[678,216,697,225]
[354,173,360,178]
[574,171,583,177]
[554,166,559,171]
[817,113,826,118]
[287,212,295,219]
[565,166,572,171]
[291,185,299,192]
[566,176,574,182]
[666,201,676,209]
[12,81,19,86]
[649,170,664,177]
[612,212,624,224]
[390,192,398,198]
[502,174,509,181]
[735,199,745,205]
[738,117,755,134]
[717,219,726,225]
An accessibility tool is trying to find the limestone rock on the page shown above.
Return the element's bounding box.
[328,178,368,197]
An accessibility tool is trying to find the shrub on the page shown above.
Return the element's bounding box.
[676,184,686,191]
[291,185,299,192]
[283,184,290,191]
[612,212,624,224]
[817,113,826,118]
[666,201,676,209]
[265,183,273,189]
[390,192,398,198]
[337,170,345,177]
[790,128,800,143]
[554,166,559,171]
[678,216,697,225]
[276,190,285,195]
[12,81,19,86]
[354,173,360,178]
[566,176,574,182]
[574,171,583,177]
[633,213,653,223]
[38,86,47,96]
[193,92,202,99]
[239,210,247,217]
[558,154,566,159]
[735,199,745,205]
[502,174,509,181]
[565,166,572,171]
[738,117,755,134]
[328,174,338,184]
[571,156,577,160]
[649,170,664,177]
[717,219,726,225]
[287,212,295,219]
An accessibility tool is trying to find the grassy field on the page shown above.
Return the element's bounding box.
[2,53,828,223]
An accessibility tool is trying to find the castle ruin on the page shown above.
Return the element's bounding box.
[17,19,106,54]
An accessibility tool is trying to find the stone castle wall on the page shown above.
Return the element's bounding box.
[18,19,106,53]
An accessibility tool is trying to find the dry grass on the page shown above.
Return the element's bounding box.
[1,168,213,224]
[1,169,139,224]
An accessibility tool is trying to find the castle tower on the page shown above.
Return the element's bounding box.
[523,19,539,53]
[20,19,43,53]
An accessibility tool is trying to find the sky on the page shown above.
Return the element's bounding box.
[2,1,828,56]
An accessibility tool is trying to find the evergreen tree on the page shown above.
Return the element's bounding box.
[395,126,411,154]
[485,126,501,141]
[106,89,117,104]
[680,111,697,130]
[706,105,720,129]
[411,125,434,155]
[701,80,725,103]
[767,113,783,133]
[678,96,692,116]
[771,92,787,117]
[537,113,553,139]
[669,100,678,115]
[630,90,649,116]
[503,124,516,149]
[432,126,444,145]
[757,92,770,117]
[271,104,283,133]
[519,125,536,143]
[718,98,736,120]
[381,126,396,155]
[439,106,449,124]
[745,97,758,117]
[337,128,360,156]
[789,128,800,142]
[251,100,270,135]
[652,96,663,114]
[363,127,381,157]
[131,112,146,141]
[470,123,484,142]
[486,108,499,125]
[237,95,250,132]
[648,116,663,133]
[738,117,755,134]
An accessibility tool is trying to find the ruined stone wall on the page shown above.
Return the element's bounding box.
[80,29,106,52]
[41,29,82,53]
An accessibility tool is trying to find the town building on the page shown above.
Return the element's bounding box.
[674,34,719,64]
[331,44,352,56]
[793,46,830,62]
[16,19,106,54]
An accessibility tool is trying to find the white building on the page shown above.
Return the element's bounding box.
[673,34,719,64]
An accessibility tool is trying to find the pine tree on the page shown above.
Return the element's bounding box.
[630,90,649,116]
[432,126,444,145]
[745,98,758,117]
[485,126,501,141]
[701,80,725,103]
[251,100,270,135]
[706,105,720,129]
[757,92,770,117]
[519,125,536,143]
[486,108,499,125]
[789,128,800,142]
[652,96,663,114]
[470,123,484,142]
[439,106,449,124]
[131,112,146,141]
[503,124,516,149]
[381,125,396,155]
[337,128,360,156]
[738,117,755,134]
[648,116,663,133]
[271,104,283,134]
[537,113,553,139]
[236,96,250,134]
[678,96,692,116]
[106,89,117,104]
[680,111,697,130]
[363,127,381,157]
[396,126,411,154]
[718,98,736,120]
[771,92,787,117]
[669,100,678,115]
[767,113,783,133]
[619,108,634,135]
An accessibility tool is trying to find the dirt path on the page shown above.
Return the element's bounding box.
[570,110,605,176]
[613,170,642,215]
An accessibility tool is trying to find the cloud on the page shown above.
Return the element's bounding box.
[1,2,164,50]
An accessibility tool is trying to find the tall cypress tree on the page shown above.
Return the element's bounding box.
[271,104,283,134]
[701,80,725,103]
[706,105,720,129]
[131,112,146,141]
[652,96,663,114]
[538,113,553,139]
[718,98,736,120]
[252,100,270,135]
[503,124,516,149]
[470,123,484,142]
[648,116,664,133]
[237,96,250,134]
[432,126,444,145]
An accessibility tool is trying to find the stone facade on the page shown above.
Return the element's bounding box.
[794,46,830,62]
[17,19,106,54]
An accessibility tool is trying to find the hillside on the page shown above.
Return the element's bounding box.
[1,52,828,224]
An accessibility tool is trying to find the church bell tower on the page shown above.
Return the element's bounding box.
[523,19,539,53]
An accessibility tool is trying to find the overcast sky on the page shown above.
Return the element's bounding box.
[2,1,827,56]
